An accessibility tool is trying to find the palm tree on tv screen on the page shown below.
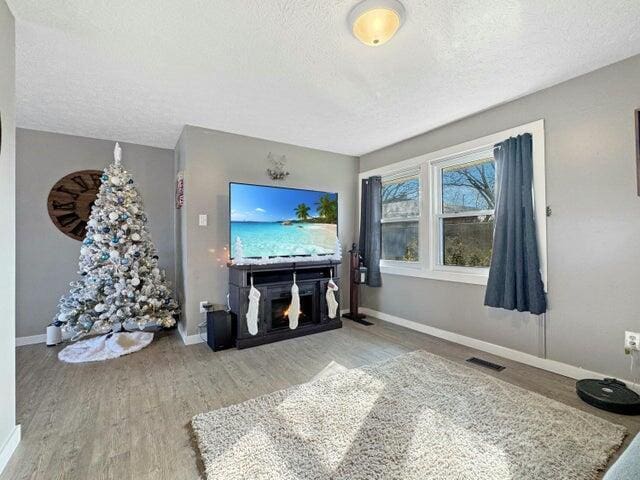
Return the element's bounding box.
[316,194,337,223]
[294,203,310,220]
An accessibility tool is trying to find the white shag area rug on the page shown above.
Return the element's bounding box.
[192,350,626,480]
[58,331,154,363]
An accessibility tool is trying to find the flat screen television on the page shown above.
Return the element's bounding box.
[229,182,338,259]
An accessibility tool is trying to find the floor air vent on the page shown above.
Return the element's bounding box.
[466,357,505,371]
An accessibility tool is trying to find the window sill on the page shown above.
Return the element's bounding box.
[379,264,488,286]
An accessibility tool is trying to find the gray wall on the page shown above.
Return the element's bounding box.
[176,126,358,336]
[0,0,17,464]
[16,129,176,338]
[360,54,640,380]
[174,129,187,318]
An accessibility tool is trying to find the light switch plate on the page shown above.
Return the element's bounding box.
[198,214,208,226]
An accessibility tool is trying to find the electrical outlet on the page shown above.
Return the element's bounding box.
[624,331,640,354]
[199,301,211,313]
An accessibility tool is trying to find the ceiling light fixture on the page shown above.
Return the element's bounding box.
[348,0,405,47]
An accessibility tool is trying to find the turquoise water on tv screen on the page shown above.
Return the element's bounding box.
[230,183,337,258]
[230,222,336,258]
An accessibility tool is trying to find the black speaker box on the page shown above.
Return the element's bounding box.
[206,310,236,351]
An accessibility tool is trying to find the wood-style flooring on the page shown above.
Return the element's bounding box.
[3,318,639,479]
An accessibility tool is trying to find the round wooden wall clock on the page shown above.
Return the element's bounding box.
[47,170,103,241]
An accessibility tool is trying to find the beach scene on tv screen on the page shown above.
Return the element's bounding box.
[230,183,337,258]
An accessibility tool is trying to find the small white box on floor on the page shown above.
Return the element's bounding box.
[46,324,62,346]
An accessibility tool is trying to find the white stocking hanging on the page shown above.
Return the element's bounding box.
[288,272,300,329]
[326,270,339,319]
[246,276,260,336]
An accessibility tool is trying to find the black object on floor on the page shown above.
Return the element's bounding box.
[206,310,236,351]
[342,312,374,326]
[342,243,373,326]
[576,378,640,415]
[466,357,506,371]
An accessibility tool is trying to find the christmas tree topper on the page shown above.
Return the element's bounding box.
[114,142,122,166]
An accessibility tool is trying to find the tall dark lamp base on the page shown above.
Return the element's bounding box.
[342,243,374,326]
[342,312,373,326]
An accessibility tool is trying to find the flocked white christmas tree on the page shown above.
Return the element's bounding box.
[57,143,178,340]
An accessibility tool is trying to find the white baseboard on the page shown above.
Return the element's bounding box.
[19,327,209,347]
[0,425,21,475]
[361,307,640,392]
[15,334,46,347]
[177,322,204,346]
[18,329,208,347]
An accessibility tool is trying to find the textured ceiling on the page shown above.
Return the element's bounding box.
[8,0,640,155]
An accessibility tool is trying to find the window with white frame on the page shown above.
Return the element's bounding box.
[368,120,547,286]
[433,149,496,270]
[381,170,420,262]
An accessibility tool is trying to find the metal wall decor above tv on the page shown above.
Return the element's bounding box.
[229,182,338,259]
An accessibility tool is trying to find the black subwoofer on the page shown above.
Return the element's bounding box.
[206,310,236,351]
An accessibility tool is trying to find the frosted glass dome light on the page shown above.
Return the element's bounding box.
[348,0,405,47]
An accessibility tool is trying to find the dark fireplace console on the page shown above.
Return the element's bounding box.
[228,260,342,349]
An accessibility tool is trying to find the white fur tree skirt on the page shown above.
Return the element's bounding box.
[58,332,154,363]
